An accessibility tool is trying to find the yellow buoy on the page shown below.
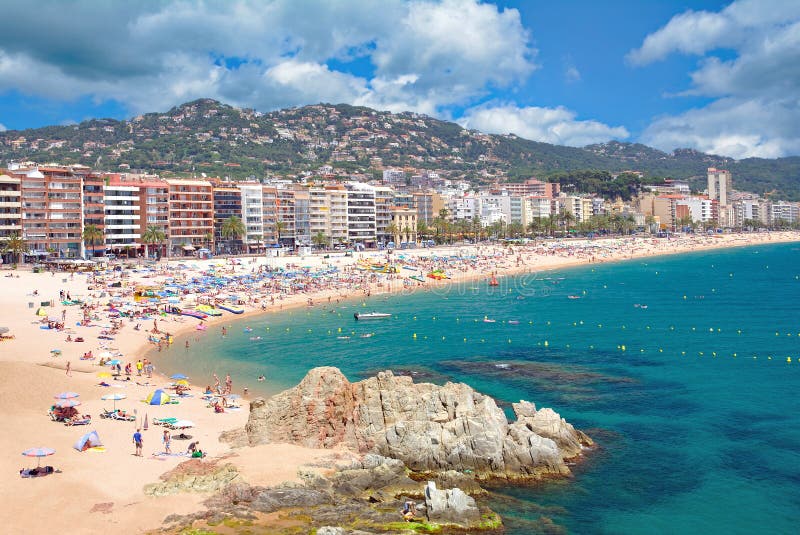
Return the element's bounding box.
[413,333,417,339]
[544,340,549,347]
[787,357,792,363]
[621,345,626,351]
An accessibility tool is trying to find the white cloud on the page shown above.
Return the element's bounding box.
[461,104,629,147]
[564,65,581,83]
[641,97,800,159]
[0,0,536,119]
[628,0,800,157]
[0,122,6,132]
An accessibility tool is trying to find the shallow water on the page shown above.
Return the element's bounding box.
[153,242,800,534]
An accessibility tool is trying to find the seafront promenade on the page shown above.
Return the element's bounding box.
[1,231,798,534]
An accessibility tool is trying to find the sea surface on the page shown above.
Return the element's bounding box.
[152,242,800,534]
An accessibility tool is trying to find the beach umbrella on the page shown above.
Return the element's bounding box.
[22,447,55,467]
[145,389,170,405]
[175,380,189,387]
[171,420,194,429]
[50,349,62,355]
[108,359,121,366]
[0,326,9,334]
[170,374,188,380]
[55,399,81,408]
[54,392,80,400]
[101,393,127,410]
[143,413,149,431]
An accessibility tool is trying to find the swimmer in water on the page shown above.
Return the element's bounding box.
[257,375,265,382]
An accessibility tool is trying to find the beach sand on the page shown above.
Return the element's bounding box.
[1,231,797,533]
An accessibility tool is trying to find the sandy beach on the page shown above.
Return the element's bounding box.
[1,231,798,533]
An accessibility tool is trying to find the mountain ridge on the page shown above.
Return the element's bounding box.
[1,98,798,199]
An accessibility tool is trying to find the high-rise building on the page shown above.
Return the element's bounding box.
[15,164,84,258]
[0,173,22,264]
[707,168,733,207]
[212,183,242,254]
[104,182,141,255]
[238,183,265,252]
[166,179,213,255]
[346,182,377,246]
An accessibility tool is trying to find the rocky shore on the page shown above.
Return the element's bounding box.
[155,367,592,533]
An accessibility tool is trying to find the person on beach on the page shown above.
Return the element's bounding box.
[162,429,171,454]
[65,361,71,376]
[225,373,232,394]
[133,429,143,456]
[136,359,143,376]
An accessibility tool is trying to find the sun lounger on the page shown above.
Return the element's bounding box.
[65,416,92,426]
[109,411,135,421]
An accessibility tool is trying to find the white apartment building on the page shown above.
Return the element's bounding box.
[772,201,799,224]
[374,185,394,244]
[0,174,22,264]
[450,194,481,222]
[238,183,264,249]
[382,168,405,186]
[345,182,377,246]
[675,198,716,224]
[103,184,141,250]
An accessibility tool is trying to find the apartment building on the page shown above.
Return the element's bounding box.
[293,189,310,246]
[326,185,349,245]
[374,185,394,244]
[166,179,213,254]
[276,188,296,247]
[15,164,84,257]
[262,187,278,245]
[238,183,265,251]
[0,173,22,264]
[412,191,445,225]
[82,174,105,257]
[390,206,417,245]
[104,182,141,254]
[345,182,377,246]
[212,184,242,254]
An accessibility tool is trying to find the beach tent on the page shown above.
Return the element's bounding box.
[36,307,48,316]
[73,430,102,452]
[146,389,170,405]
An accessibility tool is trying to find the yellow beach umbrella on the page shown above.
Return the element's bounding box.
[175,379,189,386]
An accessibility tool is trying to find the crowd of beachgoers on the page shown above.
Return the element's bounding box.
[0,230,797,534]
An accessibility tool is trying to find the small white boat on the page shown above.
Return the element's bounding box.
[354,312,392,320]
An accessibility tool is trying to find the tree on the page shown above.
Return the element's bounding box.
[82,224,103,258]
[220,216,245,254]
[385,223,398,244]
[1,232,26,267]
[142,225,166,259]
[416,220,429,241]
[274,221,287,245]
[204,232,213,250]
[312,231,328,249]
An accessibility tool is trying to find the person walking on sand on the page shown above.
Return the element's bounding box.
[133,429,143,456]
[65,361,71,376]
[163,429,171,454]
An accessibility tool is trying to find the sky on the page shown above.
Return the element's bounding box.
[0,0,798,160]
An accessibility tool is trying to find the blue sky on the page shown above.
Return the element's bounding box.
[0,0,797,159]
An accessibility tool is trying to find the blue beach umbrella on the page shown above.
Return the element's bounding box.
[54,392,80,400]
[22,447,55,467]
[55,399,81,408]
[145,389,170,405]
[170,374,188,380]
[101,393,127,410]
[108,359,122,366]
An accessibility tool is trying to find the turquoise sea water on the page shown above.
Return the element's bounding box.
[152,242,800,534]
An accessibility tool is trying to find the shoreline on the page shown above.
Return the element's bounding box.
[1,231,798,533]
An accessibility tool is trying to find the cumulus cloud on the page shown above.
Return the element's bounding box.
[628,0,800,158]
[460,104,629,147]
[0,0,536,118]
[0,122,6,132]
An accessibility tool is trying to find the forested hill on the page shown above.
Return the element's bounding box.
[1,99,798,199]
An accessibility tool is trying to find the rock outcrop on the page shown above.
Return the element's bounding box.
[238,367,592,480]
[424,481,480,524]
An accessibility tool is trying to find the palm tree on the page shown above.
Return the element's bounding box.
[82,224,103,258]
[142,225,166,259]
[220,216,245,254]
[385,223,398,245]
[274,221,287,246]
[1,232,26,267]
[416,220,429,242]
[312,231,328,250]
